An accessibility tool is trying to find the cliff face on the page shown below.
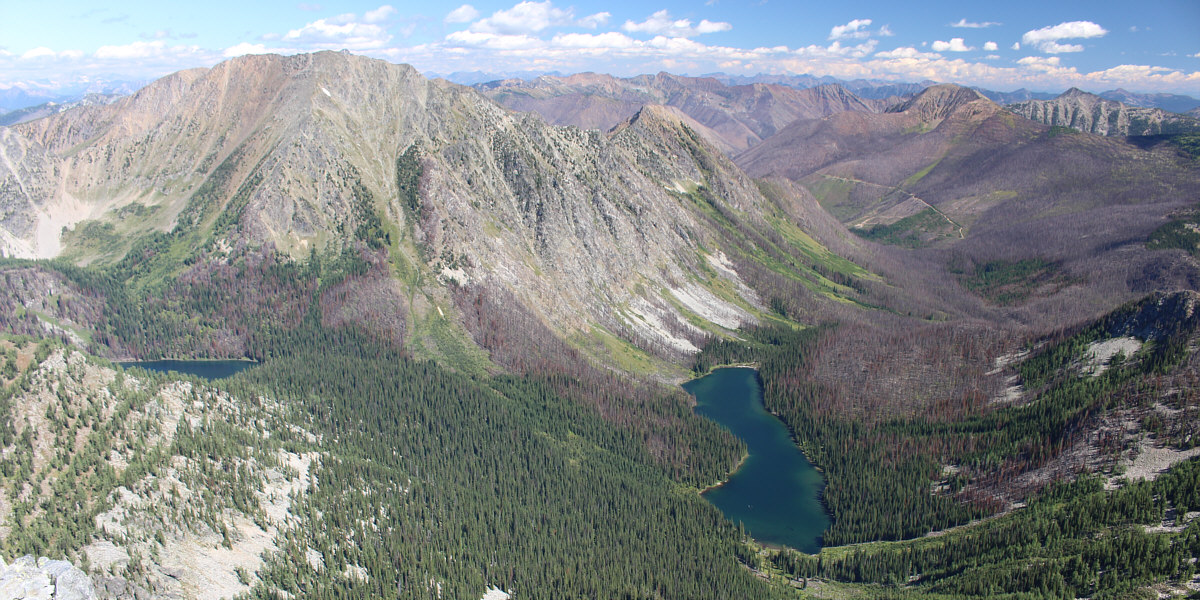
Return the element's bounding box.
[1007,88,1200,136]
[2,52,869,366]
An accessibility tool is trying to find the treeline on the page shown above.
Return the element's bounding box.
[695,326,986,545]
[693,293,1200,546]
[771,459,1200,599]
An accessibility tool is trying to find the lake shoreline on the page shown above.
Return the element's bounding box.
[684,365,830,553]
[698,451,749,494]
[117,358,258,381]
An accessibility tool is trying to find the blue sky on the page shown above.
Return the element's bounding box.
[3,1,1200,97]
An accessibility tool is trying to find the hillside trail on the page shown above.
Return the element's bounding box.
[820,174,965,239]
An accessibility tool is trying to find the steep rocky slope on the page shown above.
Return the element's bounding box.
[0,52,882,371]
[479,72,878,152]
[1007,88,1200,136]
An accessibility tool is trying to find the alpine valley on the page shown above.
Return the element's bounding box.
[2,51,1200,600]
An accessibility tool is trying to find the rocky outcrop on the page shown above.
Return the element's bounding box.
[1007,88,1200,136]
[0,350,318,600]
[887,84,997,123]
[0,555,96,600]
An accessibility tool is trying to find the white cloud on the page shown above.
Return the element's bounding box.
[363,5,395,23]
[1022,21,1107,54]
[282,11,392,50]
[1012,42,1021,50]
[950,18,1001,28]
[1037,41,1085,53]
[1018,56,1060,66]
[802,40,878,59]
[1192,52,1200,58]
[471,1,576,35]
[445,30,541,50]
[95,40,168,59]
[931,38,972,52]
[878,25,894,37]
[622,10,731,38]
[829,19,872,41]
[875,47,941,60]
[983,41,998,51]
[577,12,611,29]
[20,47,59,60]
[445,5,480,24]
[551,32,634,49]
[224,43,273,57]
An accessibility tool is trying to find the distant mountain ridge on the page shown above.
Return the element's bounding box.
[0,79,145,112]
[1099,88,1200,113]
[736,82,1200,323]
[479,72,882,153]
[973,87,1057,104]
[1007,88,1200,136]
[0,93,124,127]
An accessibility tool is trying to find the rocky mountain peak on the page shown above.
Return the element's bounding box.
[890,83,995,122]
[1059,87,1094,99]
[1007,86,1200,136]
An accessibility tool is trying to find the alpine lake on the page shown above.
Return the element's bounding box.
[684,367,830,553]
[117,359,256,380]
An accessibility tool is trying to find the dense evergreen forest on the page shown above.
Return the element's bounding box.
[692,294,1200,598]
[0,240,799,598]
[227,332,781,599]
[2,138,1198,596]
[770,462,1200,599]
[694,293,1200,545]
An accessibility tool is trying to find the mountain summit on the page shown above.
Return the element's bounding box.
[1,51,870,371]
[1007,87,1200,136]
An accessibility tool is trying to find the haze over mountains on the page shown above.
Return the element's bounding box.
[2,51,1200,599]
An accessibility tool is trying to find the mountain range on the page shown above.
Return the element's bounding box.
[1008,87,1200,136]
[2,51,1200,599]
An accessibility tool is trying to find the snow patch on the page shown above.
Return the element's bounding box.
[321,87,332,97]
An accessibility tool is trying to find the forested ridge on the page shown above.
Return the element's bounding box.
[225,332,780,599]
[1,239,798,598]
[691,292,1200,598]
[769,461,1200,599]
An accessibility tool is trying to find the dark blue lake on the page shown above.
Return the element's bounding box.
[684,367,830,553]
[118,359,256,380]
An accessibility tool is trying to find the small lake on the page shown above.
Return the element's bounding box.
[117,359,256,380]
[684,367,830,553]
